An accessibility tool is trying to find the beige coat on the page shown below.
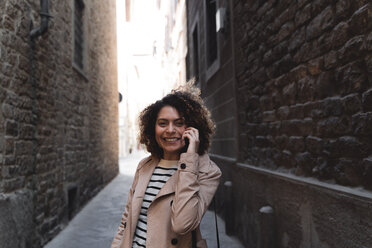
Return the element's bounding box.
[111,153,221,248]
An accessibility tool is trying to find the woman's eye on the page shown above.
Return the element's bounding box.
[158,122,167,127]
[175,122,184,126]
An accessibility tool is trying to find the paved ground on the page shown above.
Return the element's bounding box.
[45,151,244,248]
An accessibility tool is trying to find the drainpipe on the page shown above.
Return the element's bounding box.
[30,0,52,39]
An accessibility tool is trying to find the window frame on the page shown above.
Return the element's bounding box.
[190,14,200,84]
[72,0,88,79]
[203,0,220,81]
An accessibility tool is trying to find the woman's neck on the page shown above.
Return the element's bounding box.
[162,152,180,160]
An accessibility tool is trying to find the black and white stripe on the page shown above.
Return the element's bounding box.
[132,162,178,248]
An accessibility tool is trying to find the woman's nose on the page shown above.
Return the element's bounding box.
[166,124,175,133]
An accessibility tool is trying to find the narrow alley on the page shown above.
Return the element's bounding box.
[45,152,244,248]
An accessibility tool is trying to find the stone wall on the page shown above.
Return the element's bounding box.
[187,0,372,247]
[231,0,372,247]
[0,0,118,247]
[235,0,371,188]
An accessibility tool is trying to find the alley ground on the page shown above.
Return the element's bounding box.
[45,151,244,248]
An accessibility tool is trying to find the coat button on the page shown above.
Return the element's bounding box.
[171,238,178,245]
[170,200,173,206]
[180,163,186,169]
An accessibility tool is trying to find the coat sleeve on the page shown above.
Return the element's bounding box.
[171,153,221,235]
[111,161,142,248]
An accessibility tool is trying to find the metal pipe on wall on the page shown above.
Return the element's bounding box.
[30,0,51,39]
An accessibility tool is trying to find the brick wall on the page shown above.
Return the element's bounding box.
[235,0,372,189]
[230,0,372,247]
[187,0,372,247]
[0,0,118,247]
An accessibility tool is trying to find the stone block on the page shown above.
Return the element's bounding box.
[323,97,343,116]
[274,149,295,168]
[15,140,33,156]
[317,116,351,137]
[287,136,305,153]
[255,135,274,147]
[337,35,365,63]
[275,135,289,150]
[295,151,315,176]
[331,22,350,49]
[2,165,19,178]
[314,71,335,99]
[19,124,35,139]
[3,177,24,192]
[5,138,14,155]
[289,103,305,119]
[361,88,372,111]
[306,6,334,41]
[325,136,367,158]
[295,3,312,27]
[297,76,315,102]
[282,82,297,105]
[324,50,337,69]
[335,61,367,95]
[308,57,323,76]
[288,26,306,52]
[352,112,372,135]
[335,0,351,21]
[342,93,362,114]
[334,158,363,186]
[281,119,313,136]
[277,106,290,120]
[305,136,323,155]
[277,21,295,42]
[311,0,333,14]
[348,4,371,36]
[5,120,18,137]
[263,110,276,122]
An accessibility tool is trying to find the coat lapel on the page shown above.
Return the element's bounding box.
[152,172,177,202]
[152,154,211,202]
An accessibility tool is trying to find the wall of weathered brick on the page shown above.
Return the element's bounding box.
[235,0,371,188]
[232,0,372,247]
[0,0,118,247]
[187,0,372,247]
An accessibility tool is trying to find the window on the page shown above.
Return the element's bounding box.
[205,0,217,67]
[74,0,84,70]
[192,24,199,81]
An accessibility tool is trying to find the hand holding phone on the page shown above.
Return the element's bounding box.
[182,127,199,154]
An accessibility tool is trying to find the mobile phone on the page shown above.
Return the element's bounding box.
[184,136,189,150]
[181,136,189,153]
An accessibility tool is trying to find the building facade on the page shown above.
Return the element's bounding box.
[187,0,372,247]
[117,0,188,157]
[0,0,118,247]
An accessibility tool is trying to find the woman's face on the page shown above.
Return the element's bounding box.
[155,105,186,160]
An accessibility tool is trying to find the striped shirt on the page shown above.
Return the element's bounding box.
[132,159,178,248]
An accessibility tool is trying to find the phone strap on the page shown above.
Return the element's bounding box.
[192,197,220,248]
[213,197,220,248]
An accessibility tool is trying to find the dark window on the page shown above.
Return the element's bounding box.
[205,0,217,67]
[74,0,84,69]
[192,24,199,81]
[68,186,78,220]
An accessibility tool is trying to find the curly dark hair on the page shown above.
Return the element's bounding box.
[138,86,215,159]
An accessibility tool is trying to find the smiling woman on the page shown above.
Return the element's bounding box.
[111,85,221,248]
